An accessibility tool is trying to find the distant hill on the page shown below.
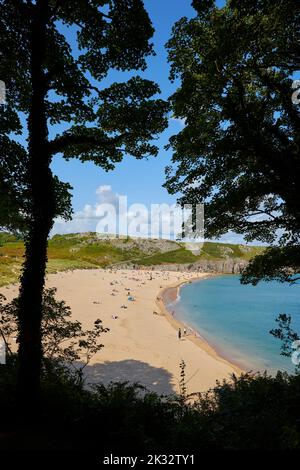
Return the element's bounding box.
[0,232,265,287]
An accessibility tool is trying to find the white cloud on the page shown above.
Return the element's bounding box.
[51,186,196,240]
[51,186,265,245]
[96,185,111,193]
[52,186,116,235]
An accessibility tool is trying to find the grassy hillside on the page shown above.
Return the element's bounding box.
[199,241,264,261]
[0,232,265,287]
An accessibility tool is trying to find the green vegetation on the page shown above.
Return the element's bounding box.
[0,287,108,375]
[0,233,265,287]
[48,235,143,266]
[0,0,299,453]
[1,0,169,404]
[199,242,265,261]
[134,247,198,265]
[1,357,300,451]
[1,266,298,452]
[165,0,300,285]
[0,232,20,246]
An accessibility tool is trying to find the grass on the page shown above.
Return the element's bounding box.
[0,232,21,245]
[134,247,198,265]
[47,259,98,273]
[0,239,24,286]
[0,260,22,287]
[199,241,265,260]
[0,232,265,287]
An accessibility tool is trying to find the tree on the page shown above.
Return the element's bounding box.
[165,0,300,283]
[0,106,29,232]
[0,288,109,383]
[270,313,300,372]
[0,70,72,236]
[0,0,168,407]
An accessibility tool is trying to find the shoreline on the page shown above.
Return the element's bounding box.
[1,268,241,394]
[157,275,244,375]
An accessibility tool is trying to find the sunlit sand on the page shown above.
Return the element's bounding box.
[2,269,241,395]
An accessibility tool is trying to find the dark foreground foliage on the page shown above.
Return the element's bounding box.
[0,357,300,452]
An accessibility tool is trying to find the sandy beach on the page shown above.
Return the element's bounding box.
[1,269,241,395]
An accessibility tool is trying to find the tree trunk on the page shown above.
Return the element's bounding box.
[17,0,53,412]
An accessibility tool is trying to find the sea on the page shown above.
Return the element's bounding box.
[171,275,300,374]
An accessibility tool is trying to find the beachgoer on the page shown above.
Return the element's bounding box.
[183,328,187,336]
[178,328,182,340]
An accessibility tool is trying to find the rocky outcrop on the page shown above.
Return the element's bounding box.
[193,258,248,274]
[126,258,249,274]
[70,233,180,255]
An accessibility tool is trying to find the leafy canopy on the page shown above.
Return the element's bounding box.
[165,0,300,283]
[0,0,168,230]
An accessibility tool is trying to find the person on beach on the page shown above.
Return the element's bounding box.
[178,328,182,340]
[183,328,187,336]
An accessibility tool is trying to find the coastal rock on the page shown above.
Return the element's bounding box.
[123,258,249,274]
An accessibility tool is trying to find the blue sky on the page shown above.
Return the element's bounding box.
[52,1,195,209]
[51,0,248,243]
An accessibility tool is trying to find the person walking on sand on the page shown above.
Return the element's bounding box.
[178,328,182,340]
[183,328,187,336]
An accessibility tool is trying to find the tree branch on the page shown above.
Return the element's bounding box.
[255,67,300,133]
[50,1,112,22]
[48,131,131,155]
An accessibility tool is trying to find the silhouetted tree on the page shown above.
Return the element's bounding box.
[0,0,168,408]
[0,288,109,382]
[165,0,300,283]
[0,107,28,232]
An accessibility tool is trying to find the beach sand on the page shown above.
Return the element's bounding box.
[1,269,241,396]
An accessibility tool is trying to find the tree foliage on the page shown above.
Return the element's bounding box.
[270,313,300,371]
[1,362,300,451]
[0,0,168,231]
[0,0,168,402]
[0,288,108,379]
[0,94,72,234]
[165,0,300,283]
[241,246,300,285]
[0,0,168,170]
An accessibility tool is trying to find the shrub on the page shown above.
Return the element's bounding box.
[0,288,109,383]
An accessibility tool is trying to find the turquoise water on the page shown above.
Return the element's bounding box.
[172,275,300,374]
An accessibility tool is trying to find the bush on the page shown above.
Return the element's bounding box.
[0,358,300,451]
[0,288,109,383]
[1,289,300,451]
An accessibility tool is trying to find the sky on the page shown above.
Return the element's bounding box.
[51,0,249,244]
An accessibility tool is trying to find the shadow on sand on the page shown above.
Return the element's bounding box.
[82,359,175,395]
